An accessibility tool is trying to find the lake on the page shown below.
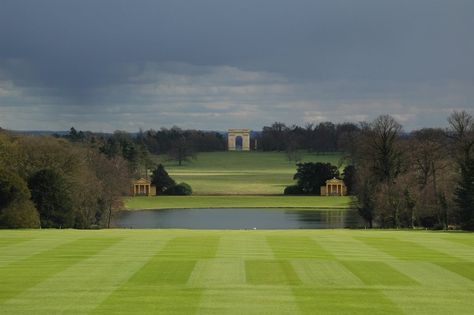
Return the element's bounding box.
[113,208,364,229]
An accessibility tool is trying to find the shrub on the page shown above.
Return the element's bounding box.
[284,185,304,195]
[0,200,40,228]
[0,169,31,209]
[164,182,192,195]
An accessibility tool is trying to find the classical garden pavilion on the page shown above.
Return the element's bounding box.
[130,178,156,196]
[320,177,347,196]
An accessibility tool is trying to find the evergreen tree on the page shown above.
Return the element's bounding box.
[28,169,74,228]
[151,164,176,195]
[292,162,339,194]
[342,165,355,195]
[455,158,474,230]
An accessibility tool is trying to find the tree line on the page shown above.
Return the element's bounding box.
[2,110,473,230]
[0,131,130,228]
[257,121,359,152]
[274,112,473,230]
[349,112,474,230]
[61,123,360,164]
[63,126,224,169]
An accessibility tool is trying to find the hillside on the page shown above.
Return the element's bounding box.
[155,151,344,195]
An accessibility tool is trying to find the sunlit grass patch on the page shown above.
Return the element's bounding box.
[125,195,354,210]
[266,236,334,259]
[355,236,458,262]
[157,236,219,259]
[436,262,474,281]
[1,229,474,315]
[340,261,418,286]
[294,288,403,315]
[245,260,301,285]
[155,151,344,195]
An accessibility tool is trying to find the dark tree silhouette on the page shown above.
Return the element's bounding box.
[151,164,176,195]
[167,136,196,166]
[28,169,74,228]
[291,162,339,195]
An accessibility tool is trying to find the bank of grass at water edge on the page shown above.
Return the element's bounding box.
[1,229,473,314]
[124,195,355,210]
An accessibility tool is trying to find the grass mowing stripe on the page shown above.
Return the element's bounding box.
[404,236,474,262]
[442,237,474,248]
[92,287,203,315]
[158,236,220,259]
[294,288,403,315]
[340,261,418,286]
[267,236,333,259]
[245,260,301,285]
[2,230,474,314]
[92,238,203,314]
[0,237,121,304]
[313,234,394,261]
[435,262,474,282]
[355,237,458,261]
[383,288,474,315]
[292,260,363,287]
[129,260,197,285]
[0,237,172,315]
[216,234,274,259]
[387,261,474,288]
[0,236,83,268]
[187,259,245,287]
[0,238,30,248]
[198,287,299,315]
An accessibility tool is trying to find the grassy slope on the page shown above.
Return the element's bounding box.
[125,195,354,210]
[155,151,344,195]
[125,151,349,209]
[0,229,473,314]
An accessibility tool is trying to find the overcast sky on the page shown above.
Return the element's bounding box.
[0,0,473,132]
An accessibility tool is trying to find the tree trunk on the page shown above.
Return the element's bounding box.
[107,205,112,229]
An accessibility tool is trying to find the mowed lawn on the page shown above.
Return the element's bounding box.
[155,151,344,195]
[1,229,473,314]
[125,195,354,210]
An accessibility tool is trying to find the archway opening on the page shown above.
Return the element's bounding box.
[235,136,243,151]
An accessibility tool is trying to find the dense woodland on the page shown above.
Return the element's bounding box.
[349,112,474,230]
[1,111,473,230]
[280,112,474,230]
[0,132,132,229]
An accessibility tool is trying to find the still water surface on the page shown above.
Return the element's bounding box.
[113,208,364,229]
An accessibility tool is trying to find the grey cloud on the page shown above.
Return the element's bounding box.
[0,0,473,130]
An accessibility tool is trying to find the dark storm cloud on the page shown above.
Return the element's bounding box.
[0,0,473,130]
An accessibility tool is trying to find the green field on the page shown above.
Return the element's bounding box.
[156,151,344,195]
[125,195,353,210]
[1,229,473,314]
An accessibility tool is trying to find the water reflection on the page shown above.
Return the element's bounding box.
[113,208,364,229]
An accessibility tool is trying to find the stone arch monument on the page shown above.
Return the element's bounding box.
[228,129,250,151]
